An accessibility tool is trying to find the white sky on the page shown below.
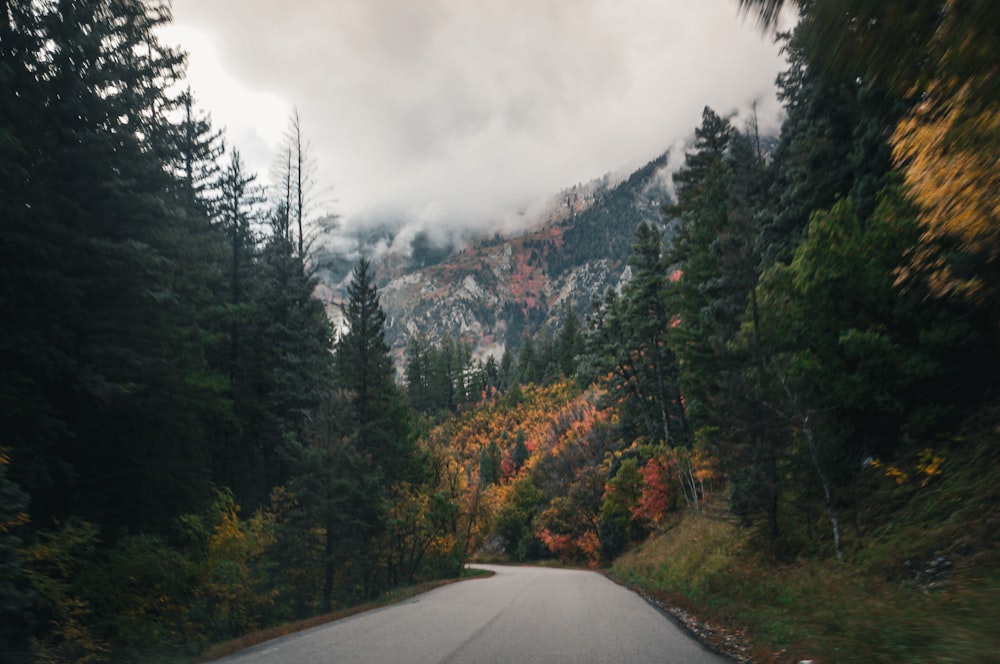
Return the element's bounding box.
[161,0,791,243]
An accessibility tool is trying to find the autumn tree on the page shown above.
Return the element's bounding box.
[738,0,1000,312]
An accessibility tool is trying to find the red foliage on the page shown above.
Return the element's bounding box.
[537,528,575,562]
[499,455,516,480]
[536,528,600,566]
[633,454,676,524]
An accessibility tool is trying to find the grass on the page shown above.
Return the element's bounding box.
[458,566,496,578]
[609,409,1000,663]
[197,567,494,662]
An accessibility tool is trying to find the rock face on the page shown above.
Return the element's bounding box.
[378,231,629,366]
[319,151,675,368]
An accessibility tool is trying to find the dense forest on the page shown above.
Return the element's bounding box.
[2,0,998,662]
[0,1,453,660]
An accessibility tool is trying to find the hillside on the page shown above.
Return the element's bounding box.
[609,401,1000,663]
[315,152,675,365]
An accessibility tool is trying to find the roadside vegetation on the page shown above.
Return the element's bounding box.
[611,410,1000,662]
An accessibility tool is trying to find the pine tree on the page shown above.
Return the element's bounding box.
[516,334,539,386]
[237,225,333,508]
[667,108,735,419]
[334,258,418,598]
[582,223,686,448]
[404,333,434,414]
[626,223,683,446]
[1,0,230,532]
[556,302,585,379]
[172,87,225,218]
[478,440,500,486]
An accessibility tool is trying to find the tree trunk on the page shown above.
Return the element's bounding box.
[801,410,843,561]
[777,376,842,560]
[766,437,780,538]
[322,515,335,612]
[651,345,671,447]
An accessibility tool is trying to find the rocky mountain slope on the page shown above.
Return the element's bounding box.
[316,151,676,367]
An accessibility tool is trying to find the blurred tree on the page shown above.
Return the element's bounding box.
[738,0,1000,310]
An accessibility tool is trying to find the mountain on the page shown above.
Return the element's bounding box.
[314,151,676,368]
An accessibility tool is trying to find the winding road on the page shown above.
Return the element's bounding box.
[213,564,729,663]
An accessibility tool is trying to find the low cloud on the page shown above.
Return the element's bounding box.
[170,0,789,249]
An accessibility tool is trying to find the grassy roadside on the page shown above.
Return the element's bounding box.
[609,414,1000,663]
[197,567,494,662]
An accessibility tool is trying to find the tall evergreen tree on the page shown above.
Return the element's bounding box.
[404,333,435,414]
[624,222,686,447]
[665,108,738,422]
[172,87,225,218]
[583,223,686,448]
[1,0,231,532]
[237,226,333,508]
[333,258,419,598]
[556,302,585,379]
[515,333,539,386]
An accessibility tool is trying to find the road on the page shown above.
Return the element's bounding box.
[213,564,730,664]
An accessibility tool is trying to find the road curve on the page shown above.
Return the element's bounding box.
[213,564,729,664]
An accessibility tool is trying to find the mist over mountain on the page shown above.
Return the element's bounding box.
[313,151,677,367]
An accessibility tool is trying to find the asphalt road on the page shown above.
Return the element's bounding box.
[213,564,730,664]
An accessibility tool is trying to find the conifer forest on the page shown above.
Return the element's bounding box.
[1,1,998,661]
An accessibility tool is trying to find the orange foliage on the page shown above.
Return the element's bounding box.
[416,381,617,561]
[634,453,677,524]
[894,79,1000,303]
[536,529,575,562]
[419,381,600,553]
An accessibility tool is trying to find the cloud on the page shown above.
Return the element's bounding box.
[169,0,788,243]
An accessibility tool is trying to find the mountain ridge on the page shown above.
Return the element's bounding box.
[316,151,677,367]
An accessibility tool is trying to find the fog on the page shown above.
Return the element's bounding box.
[166,0,791,250]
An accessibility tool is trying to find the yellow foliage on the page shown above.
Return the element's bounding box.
[869,448,946,488]
[193,490,277,635]
[917,448,945,487]
[890,0,1000,307]
[884,465,909,486]
[418,380,604,558]
[868,457,906,484]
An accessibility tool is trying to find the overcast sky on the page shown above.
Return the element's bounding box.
[161,0,791,246]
